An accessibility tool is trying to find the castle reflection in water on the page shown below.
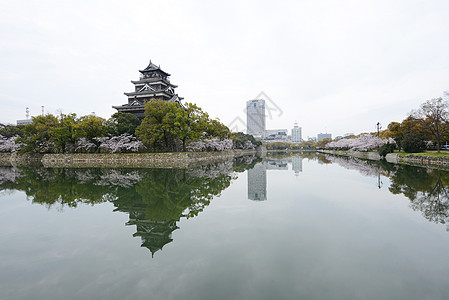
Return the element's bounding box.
[248,156,303,201]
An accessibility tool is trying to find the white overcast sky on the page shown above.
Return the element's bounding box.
[1,0,449,138]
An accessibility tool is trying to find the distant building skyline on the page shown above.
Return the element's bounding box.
[246,98,331,142]
[265,129,288,141]
[317,133,332,142]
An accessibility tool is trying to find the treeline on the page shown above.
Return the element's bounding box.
[265,142,302,150]
[320,94,449,154]
[383,95,449,153]
[0,100,260,153]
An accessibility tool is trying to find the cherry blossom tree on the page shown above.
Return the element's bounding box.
[95,134,144,153]
[325,134,395,151]
[75,137,97,153]
[187,138,233,152]
[0,135,20,152]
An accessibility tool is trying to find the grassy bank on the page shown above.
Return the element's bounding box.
[398,150,449,158]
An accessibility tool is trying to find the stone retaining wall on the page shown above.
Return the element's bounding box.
[0,153,44,167]
[396,155,449,169]
[318,150,449,169]
[0,150,258,168]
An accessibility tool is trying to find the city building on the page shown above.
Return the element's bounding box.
[317,133,332,142]
[291,122,302,143]
[113,60,183,119]
[17,107,37,125]
[16,119,32,125]
[246,99,266,138]
[264,129,288,141]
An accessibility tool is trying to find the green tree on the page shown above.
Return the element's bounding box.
[204,119,231,140]
[231,132,261,149]
[165,102,205,152]
[19,114,80,153]
[74,115,108,140]
[401,133,426,153]
[107,112,140,136]
[0,123,25,138]
[136,100,231,152]
[378,142,396,158]
[19,114,59,153]
[299,140,316,149]
[51,113,78,153]
[386,116,424,151]
[385,121,403,143]
[412,97,449,152]
[135,100,176,151]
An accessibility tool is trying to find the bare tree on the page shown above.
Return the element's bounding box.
[411,97,449,152]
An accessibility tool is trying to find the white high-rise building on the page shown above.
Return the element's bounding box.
[246,99,265,138]
[291,122,302,143]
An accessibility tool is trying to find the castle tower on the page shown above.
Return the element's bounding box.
[113,60,183,119]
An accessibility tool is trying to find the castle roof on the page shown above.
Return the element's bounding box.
[139,60,171,77]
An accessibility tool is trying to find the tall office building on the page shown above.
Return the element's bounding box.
[291,122,302,143]
[246,99,266,138]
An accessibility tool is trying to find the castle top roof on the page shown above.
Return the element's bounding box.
[139,60,171,76]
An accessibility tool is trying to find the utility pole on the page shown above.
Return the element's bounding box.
[376,122,382,137]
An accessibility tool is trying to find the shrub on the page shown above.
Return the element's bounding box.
[378,142,396,158]
[401,133,426,153]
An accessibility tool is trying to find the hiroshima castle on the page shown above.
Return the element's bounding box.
[113,60,183,119]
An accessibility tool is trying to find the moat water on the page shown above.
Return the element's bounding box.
[1,153,449,300]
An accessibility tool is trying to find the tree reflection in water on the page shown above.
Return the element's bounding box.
[0,156,261,256]
[324,154,449,230]
[389,165,449,227]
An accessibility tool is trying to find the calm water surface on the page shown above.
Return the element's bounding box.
[1,153,449,300]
